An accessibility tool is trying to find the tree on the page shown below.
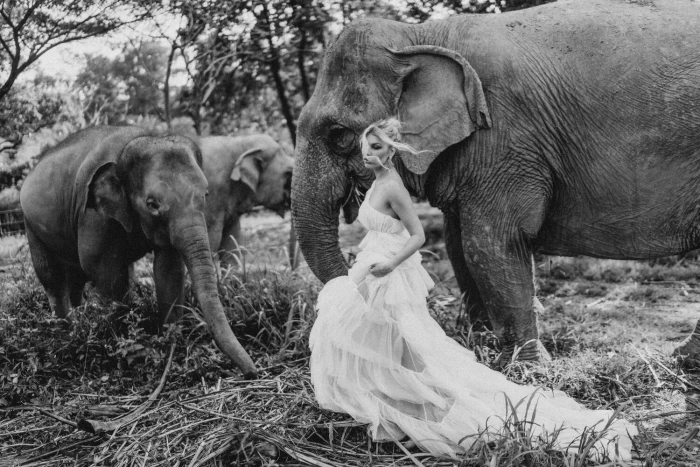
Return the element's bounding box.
[0,71,82,141]
[178,0,331,141]
[116,41,171,119]
[404,0,556,18]
[74,41,172,125]
[0,0,153,104]
[74,54,127,125]
[171,2,243,135]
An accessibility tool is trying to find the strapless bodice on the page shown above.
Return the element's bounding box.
[357,183,407,235]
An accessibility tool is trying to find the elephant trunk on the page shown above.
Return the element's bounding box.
[174,221,257,378]
[292,192,348,283]
[291,136,349,283]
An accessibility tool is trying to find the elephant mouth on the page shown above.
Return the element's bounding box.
[273,204,288,218]
[340,177,366,224]
[342,200,359,224]
[272,190,292,218]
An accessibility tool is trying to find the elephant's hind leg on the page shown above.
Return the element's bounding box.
[219,216,243,269]
[66,266,87,308]
[25,223,73,319]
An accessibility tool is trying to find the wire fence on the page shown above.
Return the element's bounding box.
[0,208,25,236]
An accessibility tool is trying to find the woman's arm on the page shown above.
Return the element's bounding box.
[369,181,426,278]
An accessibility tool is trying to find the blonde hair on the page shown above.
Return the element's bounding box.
[360,118,420,169]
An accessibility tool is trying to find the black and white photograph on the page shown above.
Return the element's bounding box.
[1,0,699,465]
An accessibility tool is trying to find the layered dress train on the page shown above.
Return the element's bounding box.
[309,182,637,460]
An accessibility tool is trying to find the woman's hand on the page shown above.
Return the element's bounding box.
[369,260,395,278]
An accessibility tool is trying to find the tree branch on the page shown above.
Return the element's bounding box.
[16,0,47,31]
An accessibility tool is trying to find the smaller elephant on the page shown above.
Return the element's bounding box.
[199,134,293,268]
[20,126,256,377]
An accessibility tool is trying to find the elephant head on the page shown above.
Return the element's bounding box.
[292,19,490,283]
[231,142,293,217]
[86,134,256,377]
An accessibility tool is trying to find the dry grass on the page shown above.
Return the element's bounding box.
[2,211,700,466]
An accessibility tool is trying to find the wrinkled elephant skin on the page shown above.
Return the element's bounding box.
[20,126,257,377]
[291,0,700,365]
[198,134,293,268]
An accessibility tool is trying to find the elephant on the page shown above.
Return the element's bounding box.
[291,0,700,365]
[20,126,257,377]
[198,134,294,268]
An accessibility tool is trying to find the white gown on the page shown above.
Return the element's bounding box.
[309,182,637,460]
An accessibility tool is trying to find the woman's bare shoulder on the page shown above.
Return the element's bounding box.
[386,176,411,202]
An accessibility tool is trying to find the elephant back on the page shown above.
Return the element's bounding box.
[20,126,147,235]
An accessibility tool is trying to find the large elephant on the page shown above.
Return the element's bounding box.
[199,134,293,268]
[20,126,257,377]
[292,0,700,364]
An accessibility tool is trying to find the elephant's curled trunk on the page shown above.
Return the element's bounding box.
[175,222,257,378]
[292,193,348,283]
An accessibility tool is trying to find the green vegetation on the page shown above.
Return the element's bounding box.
[2,212,700,466]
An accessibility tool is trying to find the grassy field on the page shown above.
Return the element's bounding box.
[2,206,700,466]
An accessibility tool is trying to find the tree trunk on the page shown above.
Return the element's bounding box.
[163,44,178,130]
[297,28,311,103]
[267,41,297,146]
[258,4,297,146]
[0,70,19,103]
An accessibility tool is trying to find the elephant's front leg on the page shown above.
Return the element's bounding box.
[459,207,546,365]
[153,248,186,324]
[443,204,489,329]
[79,218,131,304]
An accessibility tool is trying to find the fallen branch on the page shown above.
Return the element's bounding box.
[37,408,79,429]
[77,342,176,434]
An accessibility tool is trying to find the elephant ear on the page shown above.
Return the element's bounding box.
[389,45,492,175]
[231,148,262,192]
[86,161,133,232]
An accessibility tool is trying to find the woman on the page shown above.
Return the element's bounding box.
[309,118,637,460]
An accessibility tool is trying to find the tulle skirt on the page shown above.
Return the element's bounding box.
[309,237,637,460]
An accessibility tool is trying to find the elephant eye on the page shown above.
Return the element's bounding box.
[146,198,160,212]
[327,124,357,156]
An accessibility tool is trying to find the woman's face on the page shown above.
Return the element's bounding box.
[362,133,394,170]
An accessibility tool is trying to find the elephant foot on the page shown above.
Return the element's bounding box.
[496,339,552,369]
[673,336,700,370]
